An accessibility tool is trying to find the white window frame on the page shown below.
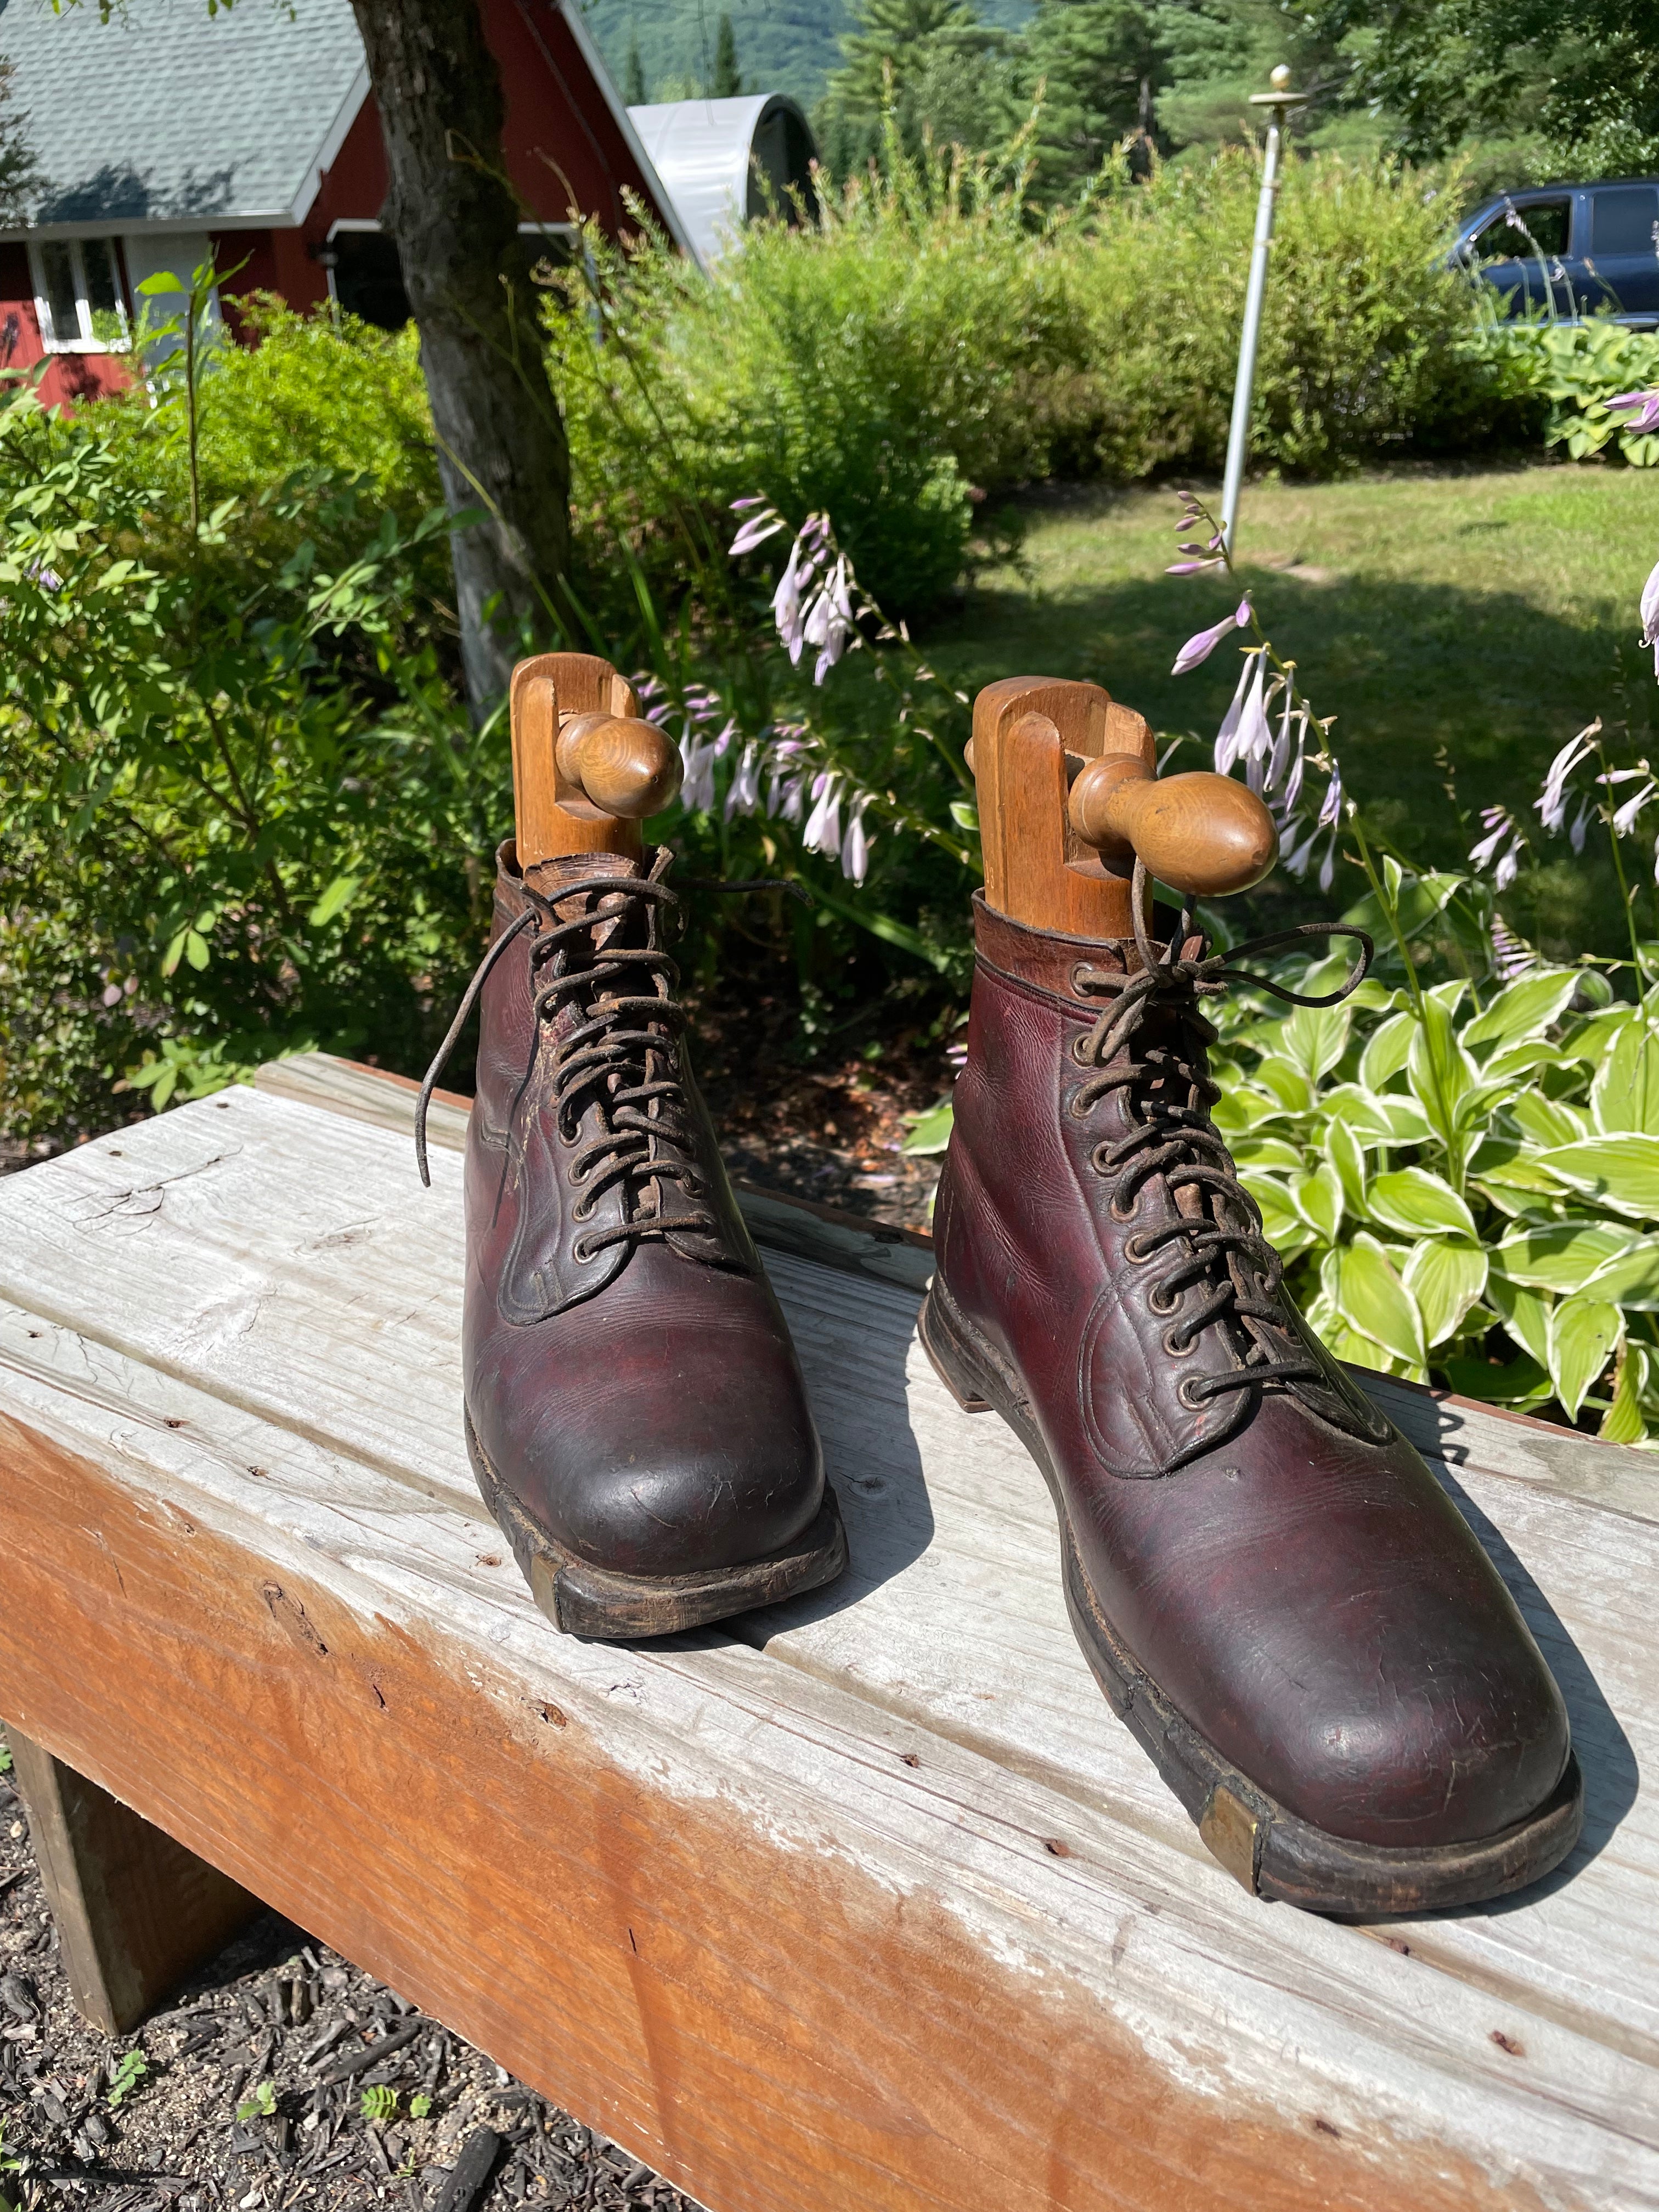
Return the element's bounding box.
[29,236,131,353]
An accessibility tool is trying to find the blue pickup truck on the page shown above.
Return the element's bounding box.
[1452,179,1659,325]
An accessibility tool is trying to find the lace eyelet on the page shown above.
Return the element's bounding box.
[1176,1372,1205,1404]
[1147,1282,1181,1317]
[1070,1032,1093,1065]
[572,1234,596,1264]
[1123,1232,1155,1264]
[571,1197,593,1223]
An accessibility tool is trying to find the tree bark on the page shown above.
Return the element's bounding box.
[347,0,573,712]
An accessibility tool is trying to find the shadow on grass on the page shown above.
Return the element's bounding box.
[924,567,1654,963]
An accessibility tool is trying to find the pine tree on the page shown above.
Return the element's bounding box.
[624,27,647,106]
[711,13,742,99]
[819,0,1008,168]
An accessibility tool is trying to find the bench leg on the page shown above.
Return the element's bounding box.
[7,1726,261,2034]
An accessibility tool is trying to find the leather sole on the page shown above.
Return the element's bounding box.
[917,1277,1584,1916]
[465,1406,848,1641]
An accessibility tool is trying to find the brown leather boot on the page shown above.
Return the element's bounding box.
[922,894,1582,1914]
[420,840,845,1639]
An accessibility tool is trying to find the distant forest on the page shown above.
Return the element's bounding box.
[581,0,1659,198]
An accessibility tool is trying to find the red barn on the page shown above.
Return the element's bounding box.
[0,0,691,409]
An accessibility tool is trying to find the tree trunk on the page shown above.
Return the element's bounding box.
[347,0,573,712]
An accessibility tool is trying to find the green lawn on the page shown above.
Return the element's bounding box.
[924,466,1659,958]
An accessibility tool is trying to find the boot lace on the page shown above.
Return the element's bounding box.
[1069,862,1372,1408]
[415,865,717,1258]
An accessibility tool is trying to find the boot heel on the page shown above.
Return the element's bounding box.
[918,1285,994,1413]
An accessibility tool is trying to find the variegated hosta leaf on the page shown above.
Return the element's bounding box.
[1366,1165,1477,1239]
[1461,968,1579,1053]
[1600,1342,1653,1444]
[1358,1010,1415,1093]
[1547,1295,1623,1421]
[1210,1084,1286,1136]
[1254,1054,1316,1116]
[1487,1274,1553,1369]
[1508,1092,1588,1149]
[1324,1115,1368,1211]
[1407,998,1479,1156]
[1591,1018,1659,1137]
[1237,1170,1316,1259]
[1402,1237,1488,1347]
[1492,1221,1639,1294]
[1230,1135,1307,1171]
[1291,1160,1343,1242]
[1279,998,1351,1084]
[1538,1136,1659,1222]
[1322,1232,1426,1372]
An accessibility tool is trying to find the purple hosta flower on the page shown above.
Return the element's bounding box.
[775,771,808,822]
[724,742,762,820]
[803,772,843,861]
[1643,558,1659,681]
[1167,556,1225,575]
[1214,648,1266,771]
[1490,916,1537,981]
[1610,389,1659,434]
[1570,795,1592,854]
[1601,768,1658,837]
[1173,596,1251,676]
[1317,763,1344,831]
[680,736,720,813]
[729,507,785,558]
[803,556,855,685]
[842,794,873,886]
[772,537,815,665]
[1536,722,1599,832]
[631,670,668,716]
[24,559,62,591]
[1470,804,1526,891]
[1282,815,1339,894]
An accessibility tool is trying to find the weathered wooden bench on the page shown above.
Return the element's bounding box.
[1,1053,1654,2211]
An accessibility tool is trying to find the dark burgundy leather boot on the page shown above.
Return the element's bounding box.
[922,895,1582,1914]
[420,841,845,1638]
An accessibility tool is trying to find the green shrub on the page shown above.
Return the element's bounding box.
[1068,151,1513,479]
[0,275,501,1144]
[551,144,1076,619]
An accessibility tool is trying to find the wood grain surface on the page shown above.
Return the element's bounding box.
[0,1085,1653,2210]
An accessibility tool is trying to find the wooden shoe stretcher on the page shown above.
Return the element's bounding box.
[0,658,1652,2210]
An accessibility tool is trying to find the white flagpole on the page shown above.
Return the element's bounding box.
[1218,66,1308,555]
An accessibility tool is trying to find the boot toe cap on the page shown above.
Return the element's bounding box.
[470,1291,826,1579]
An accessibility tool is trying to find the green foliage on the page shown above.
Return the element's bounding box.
[555,148,1068,619]
[711,11,743,98]
[360,2084,400,2123]
[0,1740,11,1774]
[1483,324,1659,467]
[106,2050,149,2109]
[1319,0,1659,177]
[409,2092,433,2120]
[558,144,1508,640]
[1066,151,1511,481]
[0,267,501,1147]
[238,2080,279,2122]
[1211,913,1659,1437]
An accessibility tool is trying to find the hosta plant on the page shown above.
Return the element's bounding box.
[1207,893,1659,1441]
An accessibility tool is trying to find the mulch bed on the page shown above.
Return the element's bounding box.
[0,1744,701,2212]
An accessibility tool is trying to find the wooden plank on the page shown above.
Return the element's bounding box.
[5,1726,259,2032]
[253,1054,937,1295]
[0,1090,1652,2205]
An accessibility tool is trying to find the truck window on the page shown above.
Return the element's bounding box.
[1592,187,1659,256]
[1470,199,1572,262]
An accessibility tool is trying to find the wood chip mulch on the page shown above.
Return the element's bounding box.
[0,1743,705,2212]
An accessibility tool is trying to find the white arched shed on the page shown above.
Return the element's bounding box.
[626,94,817,268]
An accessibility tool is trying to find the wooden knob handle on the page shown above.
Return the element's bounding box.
[1069,757,1278,897]
[556,712,683,820]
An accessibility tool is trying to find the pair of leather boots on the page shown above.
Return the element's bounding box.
[420,662,1581,1918]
